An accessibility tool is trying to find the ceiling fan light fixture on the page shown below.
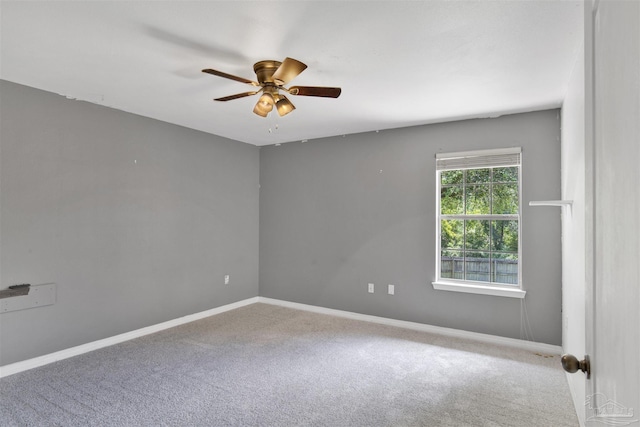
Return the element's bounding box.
[275,95,295,117]
[252,103,269,117]
[253,92,274,117]
[258,92,275,109]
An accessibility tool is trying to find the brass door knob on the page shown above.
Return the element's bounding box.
[561,354,590,379]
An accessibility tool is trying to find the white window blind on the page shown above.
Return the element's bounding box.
[436,147,521,171]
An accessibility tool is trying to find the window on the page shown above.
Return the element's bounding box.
[433,148,525,298]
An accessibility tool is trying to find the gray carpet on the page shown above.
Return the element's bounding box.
[0,303,578,426]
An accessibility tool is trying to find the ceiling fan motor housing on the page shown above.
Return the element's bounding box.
[253,60,282,84]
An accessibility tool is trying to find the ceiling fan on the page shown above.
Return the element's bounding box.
[202,57,341,117]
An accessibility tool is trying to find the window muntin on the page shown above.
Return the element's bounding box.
[436,149,521,287]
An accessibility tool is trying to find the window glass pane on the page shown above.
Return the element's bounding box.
[441,186,464,214]
[436,157,521,287]
[493,167,518,183]
[465,251,490,282]
[467,168,490,183]
[440,250,463,280]
[492,183,518,214]
[441,170,463,185]
[441,220,463,249]
[466,184,490,214]
[491,220,519,252]
[492,253,519,285]
[465,220,490,251]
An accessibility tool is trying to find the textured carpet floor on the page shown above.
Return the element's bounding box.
[0,303,578,426]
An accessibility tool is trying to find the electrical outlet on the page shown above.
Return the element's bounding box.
[388,284,395,295]
[224,274,230,285]
[368,283,375,293]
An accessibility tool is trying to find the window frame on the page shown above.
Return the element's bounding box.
[432,147,526,299]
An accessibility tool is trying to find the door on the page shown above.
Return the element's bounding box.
[585,0,640,425]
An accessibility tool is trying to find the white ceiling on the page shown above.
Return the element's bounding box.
[1,1,583,146]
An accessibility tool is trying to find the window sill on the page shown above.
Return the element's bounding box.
[432,281,526,299]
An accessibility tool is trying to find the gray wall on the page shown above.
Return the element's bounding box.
[1,79,563,367]
[0,81,259,365]
[260,110,562,345]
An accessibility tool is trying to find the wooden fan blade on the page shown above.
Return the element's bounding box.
[214,91,259,101]
[202,69,259,86]
[288,86,341,98]
[272,58,307,85]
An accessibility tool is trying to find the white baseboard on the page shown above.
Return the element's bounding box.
[258,297,563,355]
[1,295,561,378]
[0,297,259,378]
